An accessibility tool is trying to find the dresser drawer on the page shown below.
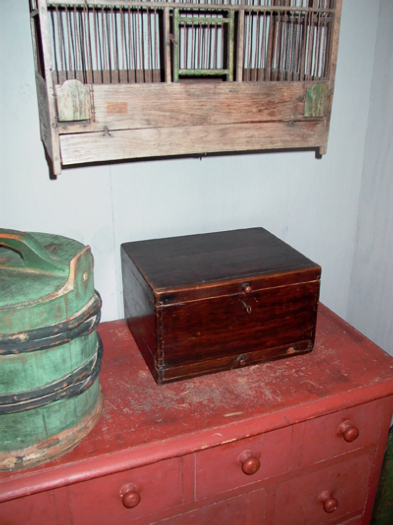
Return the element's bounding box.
[151,488,266,525]
[0,491,57,525]
[299,399,385,467]
[195,426,292,500]
[67,458,182,524]
[274,451,374,525]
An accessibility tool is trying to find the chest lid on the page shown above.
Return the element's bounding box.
[121,228,321,305]
[0,229,95,334]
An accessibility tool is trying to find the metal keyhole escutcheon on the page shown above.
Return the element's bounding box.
[241,301,252,314]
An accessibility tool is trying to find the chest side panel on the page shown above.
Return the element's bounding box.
[121,249,158,381]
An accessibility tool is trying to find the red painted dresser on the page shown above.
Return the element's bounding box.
[1,304,393,525]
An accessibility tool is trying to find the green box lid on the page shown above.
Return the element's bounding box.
[0,229,95,334]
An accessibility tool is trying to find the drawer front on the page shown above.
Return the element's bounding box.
[68,458,182,524]
[299,399,385,467]
[337,518,364,525]
[151,489,266,525]
[274,452,374,525]
[0,491,58,525]
[160,280,319,367]
[195,426,292,500]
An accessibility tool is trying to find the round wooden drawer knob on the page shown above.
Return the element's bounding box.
[319,491,338,513]
[244,285,252,294]
[339,421,360,442]
[241,456,260,475]
[122,489,141,509]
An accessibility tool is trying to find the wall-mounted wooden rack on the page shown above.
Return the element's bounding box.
[30,0,342,175]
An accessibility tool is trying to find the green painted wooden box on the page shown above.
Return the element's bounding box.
[0,229,103,470]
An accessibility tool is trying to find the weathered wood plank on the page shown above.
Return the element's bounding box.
[56,80,92,122]
[327,0,342,90]
[57,81,321,135]
[59,120,327,165]
[164,7,171,83]
[319,0,342,155]
[35,0,61,175]
[236,10,245,82]
[47,0,336,15]
[304,83,330,118]
[35,74,54,156]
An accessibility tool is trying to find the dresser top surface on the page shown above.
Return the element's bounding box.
[1,304,393,498]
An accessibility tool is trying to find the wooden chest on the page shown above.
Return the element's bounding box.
[121,228,321,384]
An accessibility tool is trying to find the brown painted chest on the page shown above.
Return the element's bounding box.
[121,227,321,384]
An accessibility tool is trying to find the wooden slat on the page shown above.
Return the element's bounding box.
[319,0,343,155]
[35,0,62,174]
[164,7,171,83]
[327,0,342,85]
[173,8,179,82]
[59,120,328,165]
[227,10,235,81]
[53,70,163,85]
[57,81,323,134]
[236,10,244,82]
[35,76,54,155]
[47,0,336,15]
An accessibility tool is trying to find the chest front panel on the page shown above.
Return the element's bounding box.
[156,280,320,381]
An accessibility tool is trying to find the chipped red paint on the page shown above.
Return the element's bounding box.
[0,305,392,525]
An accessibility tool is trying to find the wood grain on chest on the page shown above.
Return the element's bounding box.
[122,228,321,383]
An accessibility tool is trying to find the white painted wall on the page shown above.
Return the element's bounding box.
[346,0,393,356]
[0,1,382,332]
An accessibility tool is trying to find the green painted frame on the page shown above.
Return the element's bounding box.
[173,9,234,82]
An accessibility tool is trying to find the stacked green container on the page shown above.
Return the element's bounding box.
[0,229,103,470]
